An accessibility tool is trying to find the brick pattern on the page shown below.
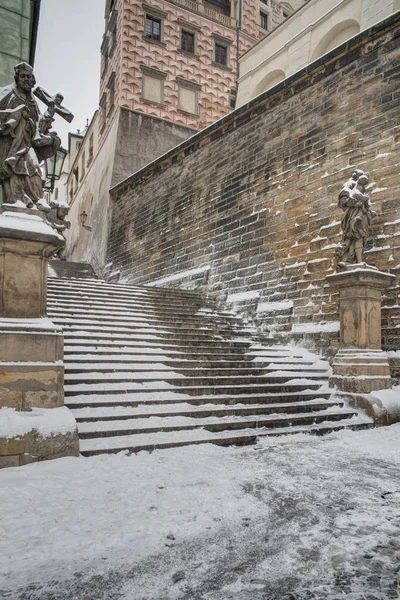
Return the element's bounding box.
[98,0,291,143]
[108,15,400,355]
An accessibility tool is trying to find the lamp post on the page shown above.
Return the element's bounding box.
[43,146,67,193]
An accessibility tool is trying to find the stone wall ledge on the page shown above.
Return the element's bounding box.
[0,406,79,469]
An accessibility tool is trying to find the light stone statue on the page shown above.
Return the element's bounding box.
[0,62,73,215]
[335,169,376,269]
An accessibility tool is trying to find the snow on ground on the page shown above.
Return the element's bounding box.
[1,425,400,600]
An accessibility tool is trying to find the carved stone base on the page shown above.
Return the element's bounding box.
[0,207,78,466]
[0,207,64,319]
[0,318,64,410]
[329,348,392,394]
[327,267,396,399]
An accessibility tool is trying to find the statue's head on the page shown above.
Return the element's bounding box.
[54,93,64,105]
[358,174,369,188]
[14,62,36,92]
[352,169,365,180]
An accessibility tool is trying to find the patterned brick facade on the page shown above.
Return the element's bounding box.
[107,14,400,364]
[98,0,293,138]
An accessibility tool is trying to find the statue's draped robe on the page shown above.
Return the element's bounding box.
[337,181,372,264]
[0,84,60,205]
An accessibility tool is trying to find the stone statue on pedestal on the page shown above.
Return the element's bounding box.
[335,169,376,269]
[0,62,73,215]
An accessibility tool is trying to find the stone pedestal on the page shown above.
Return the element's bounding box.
[0,207,79,467]
[327,267,395,394]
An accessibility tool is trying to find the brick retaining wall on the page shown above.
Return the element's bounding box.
[108,13,400,359]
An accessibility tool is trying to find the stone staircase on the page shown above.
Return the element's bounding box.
[46,276,372,456]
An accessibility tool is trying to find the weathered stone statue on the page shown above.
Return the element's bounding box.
[0,62,73,212]
[335,169,376,269]
[0,65,79,467]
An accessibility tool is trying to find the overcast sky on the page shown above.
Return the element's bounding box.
[34,0,105,147]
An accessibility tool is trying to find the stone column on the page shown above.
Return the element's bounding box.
[0,207,79,467]
[326,267,395,394]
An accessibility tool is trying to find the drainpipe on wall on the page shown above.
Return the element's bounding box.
[29,0,41,66]
[236,0,243,83]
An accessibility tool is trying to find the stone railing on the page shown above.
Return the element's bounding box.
[172,0,237,28]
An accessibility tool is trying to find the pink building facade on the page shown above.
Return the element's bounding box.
[99,0,296,135]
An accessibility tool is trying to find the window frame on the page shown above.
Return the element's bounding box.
[260,10,268,30]
[212,33,232,69]
[181,29,195,54]
[142,4,167,45]
[145,15,161,41]
[140,65,167,107]
[176,76,201,116]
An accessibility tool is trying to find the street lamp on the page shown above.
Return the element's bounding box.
[80,210,92,231]
[43,146,67,193]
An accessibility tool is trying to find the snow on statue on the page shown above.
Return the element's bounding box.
[0,62,73,214]
[335,168,376,269]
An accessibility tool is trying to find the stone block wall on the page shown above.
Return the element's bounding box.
[107,13,400,359]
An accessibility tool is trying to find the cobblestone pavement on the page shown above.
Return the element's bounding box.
[1,427,400,600]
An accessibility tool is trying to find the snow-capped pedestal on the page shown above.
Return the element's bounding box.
[0,206,78,467]
[0,206,64,319]
[327,267,395,397]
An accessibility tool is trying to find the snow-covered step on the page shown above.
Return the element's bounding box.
[66,390,332,408]
[46,273,368,455]
[64,381,327,396]
[71,398,341,421]
[65,364,319,376]
[77,409,357,438]
[79,416,372,456]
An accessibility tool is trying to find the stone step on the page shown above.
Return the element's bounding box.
[48,277,209,300]
[49,262,98,280]
[64,372,328,386]
[47,291,215,311]
[62,340,254,354]
[77,408,356,439]
[64,362,318,375]
[66,390,331,409]
[71,398,343,422]
[78,417,371,456]
[48,314,246,331]
[62,347,268,361]
[64,381,326,397]
[62,354,303,368]
[60,328,255,344]
[48,308,245,329]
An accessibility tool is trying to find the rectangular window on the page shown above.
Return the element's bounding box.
[215,43,228,66]
[181,30,195,54]
[145,15,161,41]
[81,151,86,180]
[260,11,268,30]
[100,93,107,129]
[100,35,109,77]
[108,8,118,57]
[107,72,116,115]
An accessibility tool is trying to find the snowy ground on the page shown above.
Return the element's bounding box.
[1,425,400,600]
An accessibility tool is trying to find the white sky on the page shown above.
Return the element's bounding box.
[34,0,105,147]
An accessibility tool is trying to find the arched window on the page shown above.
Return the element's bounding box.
[252,70,286,99]
[311,20,360,62]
